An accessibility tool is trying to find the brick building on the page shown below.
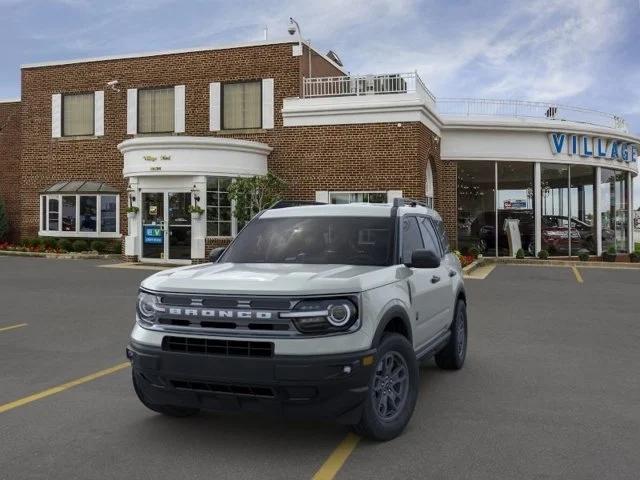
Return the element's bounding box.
[0,38,638,262]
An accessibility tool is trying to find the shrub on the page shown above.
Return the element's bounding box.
[40,237,58,250]
[58,239,73,252]
[71,239,89,252]
[468,246,480,258]
[629,252,639,263]
[578,250,590,262]
[515,248,525,259]
[90,240,107,253]
[0,197,8,242]
[607,245,617,255]
[537,249,549,260]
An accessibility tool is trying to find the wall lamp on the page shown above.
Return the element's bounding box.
[191,185,201,204]
[126,185,136,203]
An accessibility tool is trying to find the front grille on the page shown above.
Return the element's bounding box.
[162,336,274,358]
[159,295,292,310]
[171,380,276,398]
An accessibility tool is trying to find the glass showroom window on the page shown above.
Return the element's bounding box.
[541,164,570,255]
[222,81,261,130]
[138,87,175,133]
[457,161,495,256]
[206,177,233,236]
[40,194,119,237]
[497,163,534,256]
[601,168,629,253]
[329,192,387,204]
[569,165,596,254]
[62,92,94,136]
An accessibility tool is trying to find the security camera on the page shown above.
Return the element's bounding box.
[287,24,296,35]
[106,80,120,93]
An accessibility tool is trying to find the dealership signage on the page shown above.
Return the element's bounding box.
[144,226,163,244]
[548,132,638,163]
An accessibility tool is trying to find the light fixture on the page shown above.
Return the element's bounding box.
[191,185,201,204]
[126,185,136,203]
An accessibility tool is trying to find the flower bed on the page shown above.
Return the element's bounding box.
[0,242,64,254]
[453,250,475,268]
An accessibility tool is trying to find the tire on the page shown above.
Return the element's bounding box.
[353,333,419,441]
[132,370,200,418]
[435,300,468,370]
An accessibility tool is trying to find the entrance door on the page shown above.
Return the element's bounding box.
[141,192,192,262]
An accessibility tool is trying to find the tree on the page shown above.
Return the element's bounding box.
[227,173,286,225]
[0,197,8,242]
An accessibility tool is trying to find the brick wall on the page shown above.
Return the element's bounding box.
[0,101,21,241]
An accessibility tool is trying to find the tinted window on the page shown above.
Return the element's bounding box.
[432,218,450,253]
[401,217,424,263]
[223,216,393,266]
[418,217,441,256]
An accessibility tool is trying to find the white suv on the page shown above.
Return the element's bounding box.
[127,199,468,441]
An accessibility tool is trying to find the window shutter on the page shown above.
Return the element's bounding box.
[315,191,329,204]
[174,85,185,133]
[94,91,104,136]
[51,94,62,138]
[127,88,137,135]
[262,78,274,129]
[209,82,221,131]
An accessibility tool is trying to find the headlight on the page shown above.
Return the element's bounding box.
[136,291,160,326]
[282,298,359,335]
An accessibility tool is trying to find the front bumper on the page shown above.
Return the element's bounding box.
[127,341,376,424]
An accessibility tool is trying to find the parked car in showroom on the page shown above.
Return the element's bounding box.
[127,199,467,441]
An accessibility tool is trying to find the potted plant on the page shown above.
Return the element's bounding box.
[603,245,617,262]
[126,206,139,220]
[188,204,205,219]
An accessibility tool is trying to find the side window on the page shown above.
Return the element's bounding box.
[401,216,424,263]
[432,219,450,253]
[418,217,442,256]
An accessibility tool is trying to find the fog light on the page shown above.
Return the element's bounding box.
[361,355,374,366]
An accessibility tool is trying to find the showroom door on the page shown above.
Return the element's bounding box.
[141,192,191,263]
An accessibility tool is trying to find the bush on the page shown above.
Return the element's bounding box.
[0,197,8,242]
[629,252,639,263]
[537,249,549,260]
[71,239,89,252]
[515,248,525,259]
[58,239,73,252]
[578,250,590,262]
[468,246,480,258]
[90,240,107,253]
[607,245,617,255]
[40,237,58,250]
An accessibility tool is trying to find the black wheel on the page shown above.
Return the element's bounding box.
[435,300,467,370]
[132,370,200,418]
[353,333,419,441]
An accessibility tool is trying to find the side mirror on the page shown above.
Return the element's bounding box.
[406,249,440,269]
[208,247,226,263]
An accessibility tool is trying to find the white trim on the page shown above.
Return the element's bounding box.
[127,88,138,135]
[0,97,20,103]
[387,190,403,203]
[315,191,329,203]
[51,94,61,138]
[628,171,634,253]
[595,167,602,255]
[209,82,221,131]
[425,160,434,198]
[534,162,541,254]
[39,230,121,239]
[118,135,272,154]
[94,90,104,136]
[262,78,275,129]
[39,193,120,237]
[174,85,186,133]
[20,39,347,74]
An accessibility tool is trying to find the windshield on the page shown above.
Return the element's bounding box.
[222,216,394,266]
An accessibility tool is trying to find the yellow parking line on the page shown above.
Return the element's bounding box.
[312,433,361,480]
[0,323,28,333]
[0,362,130,414]
[571,266,583,283]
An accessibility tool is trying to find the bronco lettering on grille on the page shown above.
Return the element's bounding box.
[159,307,273,320]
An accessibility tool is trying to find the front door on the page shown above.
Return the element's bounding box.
[141,192,191,263]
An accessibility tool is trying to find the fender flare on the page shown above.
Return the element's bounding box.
[371,305,413,348]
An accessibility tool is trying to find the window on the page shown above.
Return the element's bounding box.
[431,218,450,253]
[222,81,261,130]
[40,193,119,237]
[601,168,628,253]
[401,216,424,264]
[457,161,496,256]
[63,93,94,136]
[206,177,233,236]
[426,160,434,208]
[497,163,534,256]
[329,192,387,204]
[419,217,443,256]
[138,87,175,133]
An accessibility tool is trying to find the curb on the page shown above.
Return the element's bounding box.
[462,257,487,274]
[481,257,640,269]
[0,250,120,260]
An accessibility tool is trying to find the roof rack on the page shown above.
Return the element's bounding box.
[269,200,327,209]
[392,197,428,208]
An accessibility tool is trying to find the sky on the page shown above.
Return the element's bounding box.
[1,0,639,204]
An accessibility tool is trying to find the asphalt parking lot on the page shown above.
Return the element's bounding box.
[1,257,639,480]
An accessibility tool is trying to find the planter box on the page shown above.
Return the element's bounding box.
[191,212,203,220]
[127,212,137,220]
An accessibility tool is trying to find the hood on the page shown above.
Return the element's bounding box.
[141,263,400,296]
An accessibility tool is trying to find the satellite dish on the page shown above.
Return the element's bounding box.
[326,50,343,67]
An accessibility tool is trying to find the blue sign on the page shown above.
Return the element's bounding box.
[144,226,163,245]
[549,132,638,163]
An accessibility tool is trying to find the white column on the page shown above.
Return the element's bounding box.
[534,162,541,255]
[628,171,634,253]
[191,176,207,260]
[595,167,602,256]
[125,177,139,258]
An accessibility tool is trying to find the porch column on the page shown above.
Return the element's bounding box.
[534,162,541,254]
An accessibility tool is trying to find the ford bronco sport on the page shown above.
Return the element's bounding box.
[127,198,468,441]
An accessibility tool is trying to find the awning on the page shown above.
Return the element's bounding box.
[42,181,119,194]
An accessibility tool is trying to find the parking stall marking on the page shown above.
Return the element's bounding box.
[0,362,130,415]
[0,323,28,333]
[572,266,584,283]
[311,433,361,480]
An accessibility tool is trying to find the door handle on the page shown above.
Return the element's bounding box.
[431,275,440,284]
